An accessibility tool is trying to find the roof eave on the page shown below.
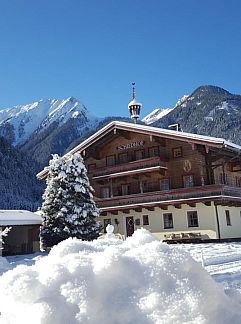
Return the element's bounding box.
[37,120,241,179]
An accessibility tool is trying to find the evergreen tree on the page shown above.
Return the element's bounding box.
[40,153,101,247]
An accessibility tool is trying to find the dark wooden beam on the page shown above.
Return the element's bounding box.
[204,201,211,206]
[100,211,107,216]
[187,203,196,208]
[123,210,130,214]
[160,205,168,210]
[174,204,182,209]
[110,211,118,215]
[146,207,155,211]
[134,207,142,212]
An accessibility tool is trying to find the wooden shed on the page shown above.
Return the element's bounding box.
[0,210,42,256]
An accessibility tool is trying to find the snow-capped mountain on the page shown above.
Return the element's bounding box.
[0,97,98,145]
[142,95,190,125]
[142,107,173,125]
[150,85,241,144]
[2,85,241,210]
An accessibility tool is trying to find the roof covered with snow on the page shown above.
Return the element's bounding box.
[69,120,241,153]
[37,120,241,178]
[0,210,42,226]
[128,98,142,107]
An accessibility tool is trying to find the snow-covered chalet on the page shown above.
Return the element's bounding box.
[38,89,241,242]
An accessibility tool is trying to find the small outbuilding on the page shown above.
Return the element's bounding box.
[0,210,42,256]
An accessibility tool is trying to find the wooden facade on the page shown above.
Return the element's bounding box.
[38,121,241,241]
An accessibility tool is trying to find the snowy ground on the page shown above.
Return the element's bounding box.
[1,231,241,323]
[4,241,241,293]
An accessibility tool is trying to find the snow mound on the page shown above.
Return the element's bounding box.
[0,256,10,275]
[0,229,241,324]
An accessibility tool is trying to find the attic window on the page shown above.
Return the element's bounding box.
[106,155,116,166]
[173,147,182,158]
[148,146,159,157]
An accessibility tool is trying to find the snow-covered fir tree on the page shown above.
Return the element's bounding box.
[0,227,11,251]
[40,153,101,247]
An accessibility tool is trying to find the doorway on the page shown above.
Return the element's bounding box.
[125,216,134,237]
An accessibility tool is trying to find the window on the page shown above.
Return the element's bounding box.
[187,211,199,227]
[135,149,145,160]
[173,147,182,158]
[225,210,231,226]
[118,152,128,164]
[219,173,227,185]
[143,215,149,225]
[235,176,241,187]
[148,146,159,157]
[163,213,173,229]
[88,163,96,172]
[121,184,130,196]
[160,178,170,191]
[100,187,110,198]
[103,219,111,233]
[183,175,194,188]
[106,155,116,166]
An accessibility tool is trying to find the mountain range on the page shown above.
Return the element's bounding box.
[151,85,241,143]
[1,85,241,210]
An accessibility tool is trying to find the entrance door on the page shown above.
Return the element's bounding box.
[126,216,134,237]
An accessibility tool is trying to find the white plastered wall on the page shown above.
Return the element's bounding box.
[217,206,241,239]
[99,202,221,240]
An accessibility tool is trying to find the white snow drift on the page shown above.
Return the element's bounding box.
[1,229,241,324]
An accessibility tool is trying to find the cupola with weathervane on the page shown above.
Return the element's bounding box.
[128,82,142,124]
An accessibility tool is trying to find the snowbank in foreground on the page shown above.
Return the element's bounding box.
[0,229,241,324]
[0,256,10,275]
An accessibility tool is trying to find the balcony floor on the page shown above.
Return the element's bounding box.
[96,185,241,212]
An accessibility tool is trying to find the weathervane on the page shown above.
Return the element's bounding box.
[132,82,136,99]
[128,82,142,124]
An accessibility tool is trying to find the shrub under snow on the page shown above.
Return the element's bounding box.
[0,229,241,323]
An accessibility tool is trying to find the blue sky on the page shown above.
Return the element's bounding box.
[0,0,241,118]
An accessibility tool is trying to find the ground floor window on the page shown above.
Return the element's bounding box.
[143,215,149,225]
[103,219,111,232]
[225,210,231,226]
[187,211,199,227]
[163,213,173,229]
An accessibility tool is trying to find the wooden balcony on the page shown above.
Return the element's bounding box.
[96,185,241,211]
[90,156,167,180]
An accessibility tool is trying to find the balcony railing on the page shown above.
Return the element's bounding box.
[90,156,167,179]
[96,185,241,209]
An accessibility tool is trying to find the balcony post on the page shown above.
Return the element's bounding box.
[110,178,113,197]
[139,175,144,193]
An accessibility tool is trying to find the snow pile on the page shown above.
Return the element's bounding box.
[1,229,241,324]
[0,257,10,275]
